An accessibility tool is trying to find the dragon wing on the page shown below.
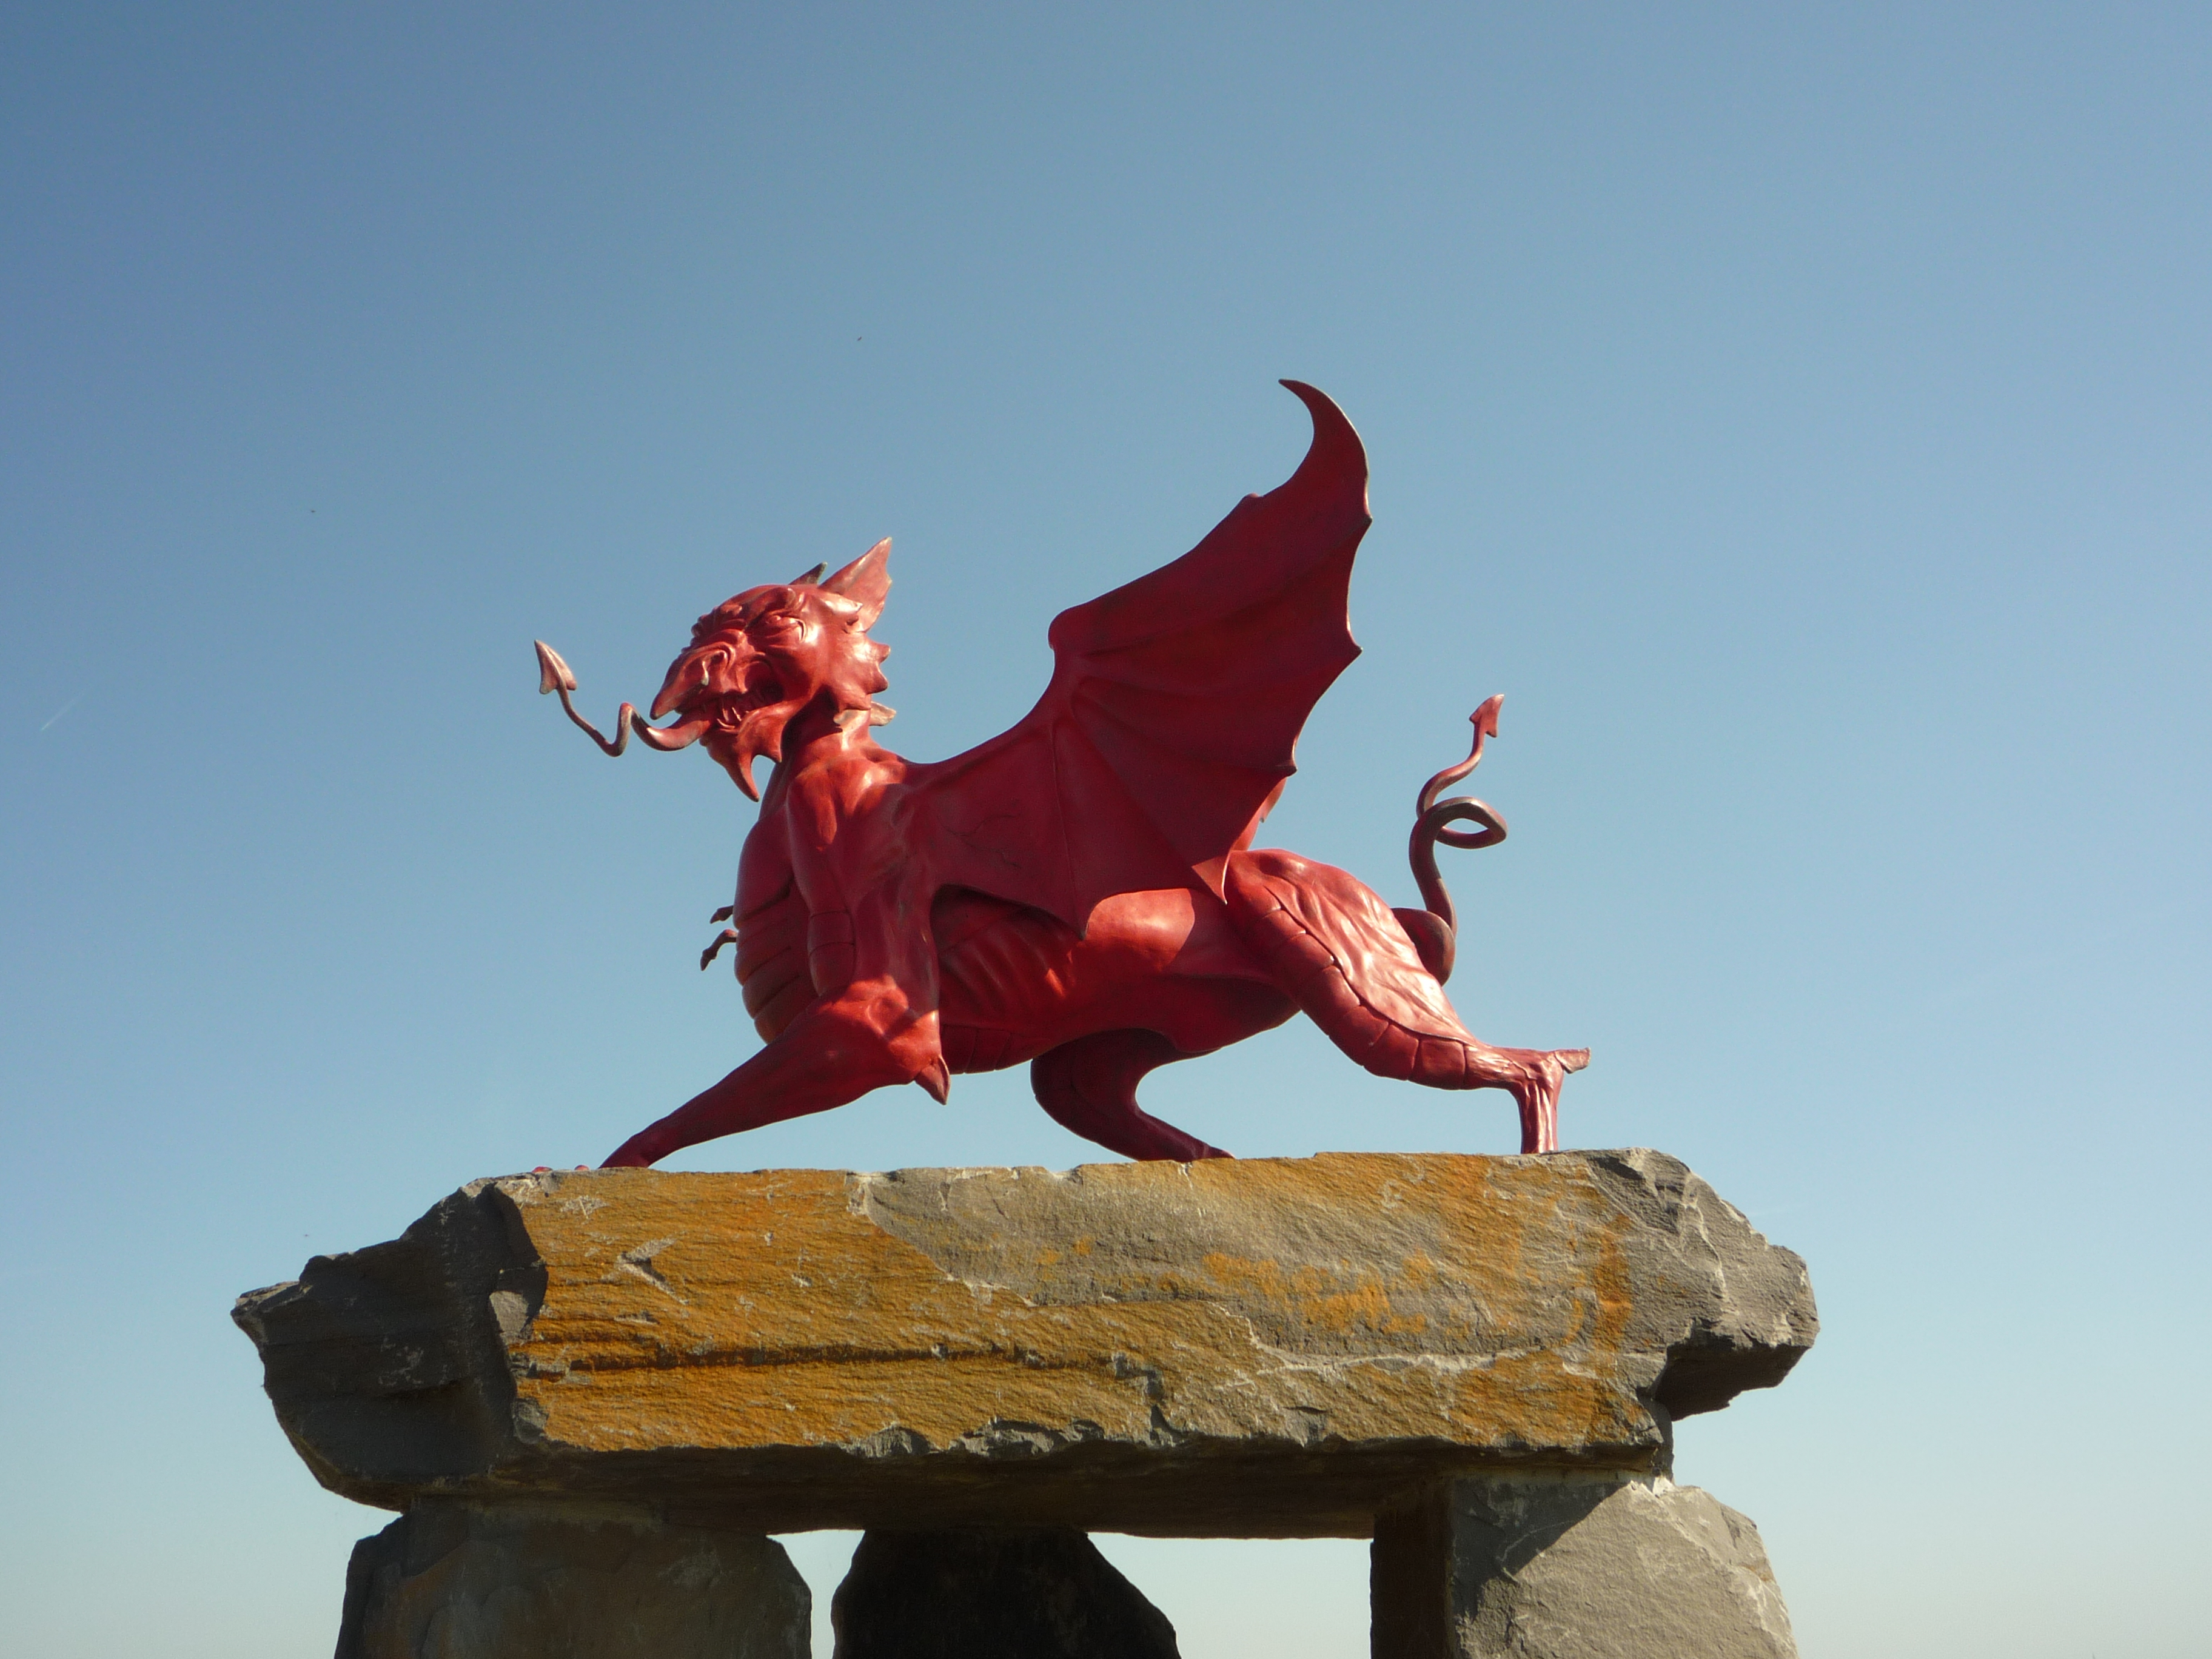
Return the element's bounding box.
[919,380,1369,929]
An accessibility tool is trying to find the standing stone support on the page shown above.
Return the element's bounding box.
[1372,1476,1797,1659]
[830,1529,1180,1659]
[335,1502,810,1659]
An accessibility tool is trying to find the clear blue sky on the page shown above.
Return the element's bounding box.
[4,7,2206,1656]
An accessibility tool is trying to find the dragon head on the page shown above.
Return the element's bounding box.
[644,538,896,799]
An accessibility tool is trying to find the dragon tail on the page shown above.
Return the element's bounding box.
[1392,694,1512,985]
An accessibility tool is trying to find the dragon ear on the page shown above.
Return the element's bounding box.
[821,538,891,628]
[788,562,827,585]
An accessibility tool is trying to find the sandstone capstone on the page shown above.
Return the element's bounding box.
[234,1150,1814,1537]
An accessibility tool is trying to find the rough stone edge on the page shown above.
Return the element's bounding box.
[231,1178,547,1506]
[1580,1150,1818,1418]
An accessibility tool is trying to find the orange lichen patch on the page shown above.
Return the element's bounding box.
[482,1154,1671,1465]
[1194,1253,1421,1339]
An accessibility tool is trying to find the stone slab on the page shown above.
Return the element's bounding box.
[235,1150,1814,1537]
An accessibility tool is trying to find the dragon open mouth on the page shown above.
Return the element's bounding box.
[679,666,810,798]
[633,642,784,756]
[708,667,786,731]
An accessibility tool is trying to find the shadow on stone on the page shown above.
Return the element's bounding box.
[336,1503,809,1659]
[831,1528,1179,1659]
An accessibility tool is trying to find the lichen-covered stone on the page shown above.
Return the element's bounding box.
[234,1150,1814,1537]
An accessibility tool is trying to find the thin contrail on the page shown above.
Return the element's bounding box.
[38,697,80,732]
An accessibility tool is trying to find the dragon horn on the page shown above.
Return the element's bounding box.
[790,562,827,585]
[821,539,891,628]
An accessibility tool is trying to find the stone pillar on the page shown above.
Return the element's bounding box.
[830,1528,1180,1659]
[1372,1476,1797,1659]
[335,1503,811,1659]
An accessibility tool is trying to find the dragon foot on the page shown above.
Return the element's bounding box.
[699,927,739,971]
[1509,1047,1590,1155]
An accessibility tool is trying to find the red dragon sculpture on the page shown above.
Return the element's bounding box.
[537,382,1586,1168]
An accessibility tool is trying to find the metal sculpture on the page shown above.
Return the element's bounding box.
[538,383,1586,1168]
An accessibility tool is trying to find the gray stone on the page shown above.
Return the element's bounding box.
[231,1151,1816,1537]
[831,1529,1179,1659]
[335,1503,809,1659]
[1372,1476,1796,1659]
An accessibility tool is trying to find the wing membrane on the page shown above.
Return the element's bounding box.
[920,381,1370,928]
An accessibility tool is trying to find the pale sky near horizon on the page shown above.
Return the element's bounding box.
[4,7,2208,1657]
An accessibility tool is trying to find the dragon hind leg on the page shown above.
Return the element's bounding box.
[1224,848,1587,1155]
[1030,1029,1231,1162]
